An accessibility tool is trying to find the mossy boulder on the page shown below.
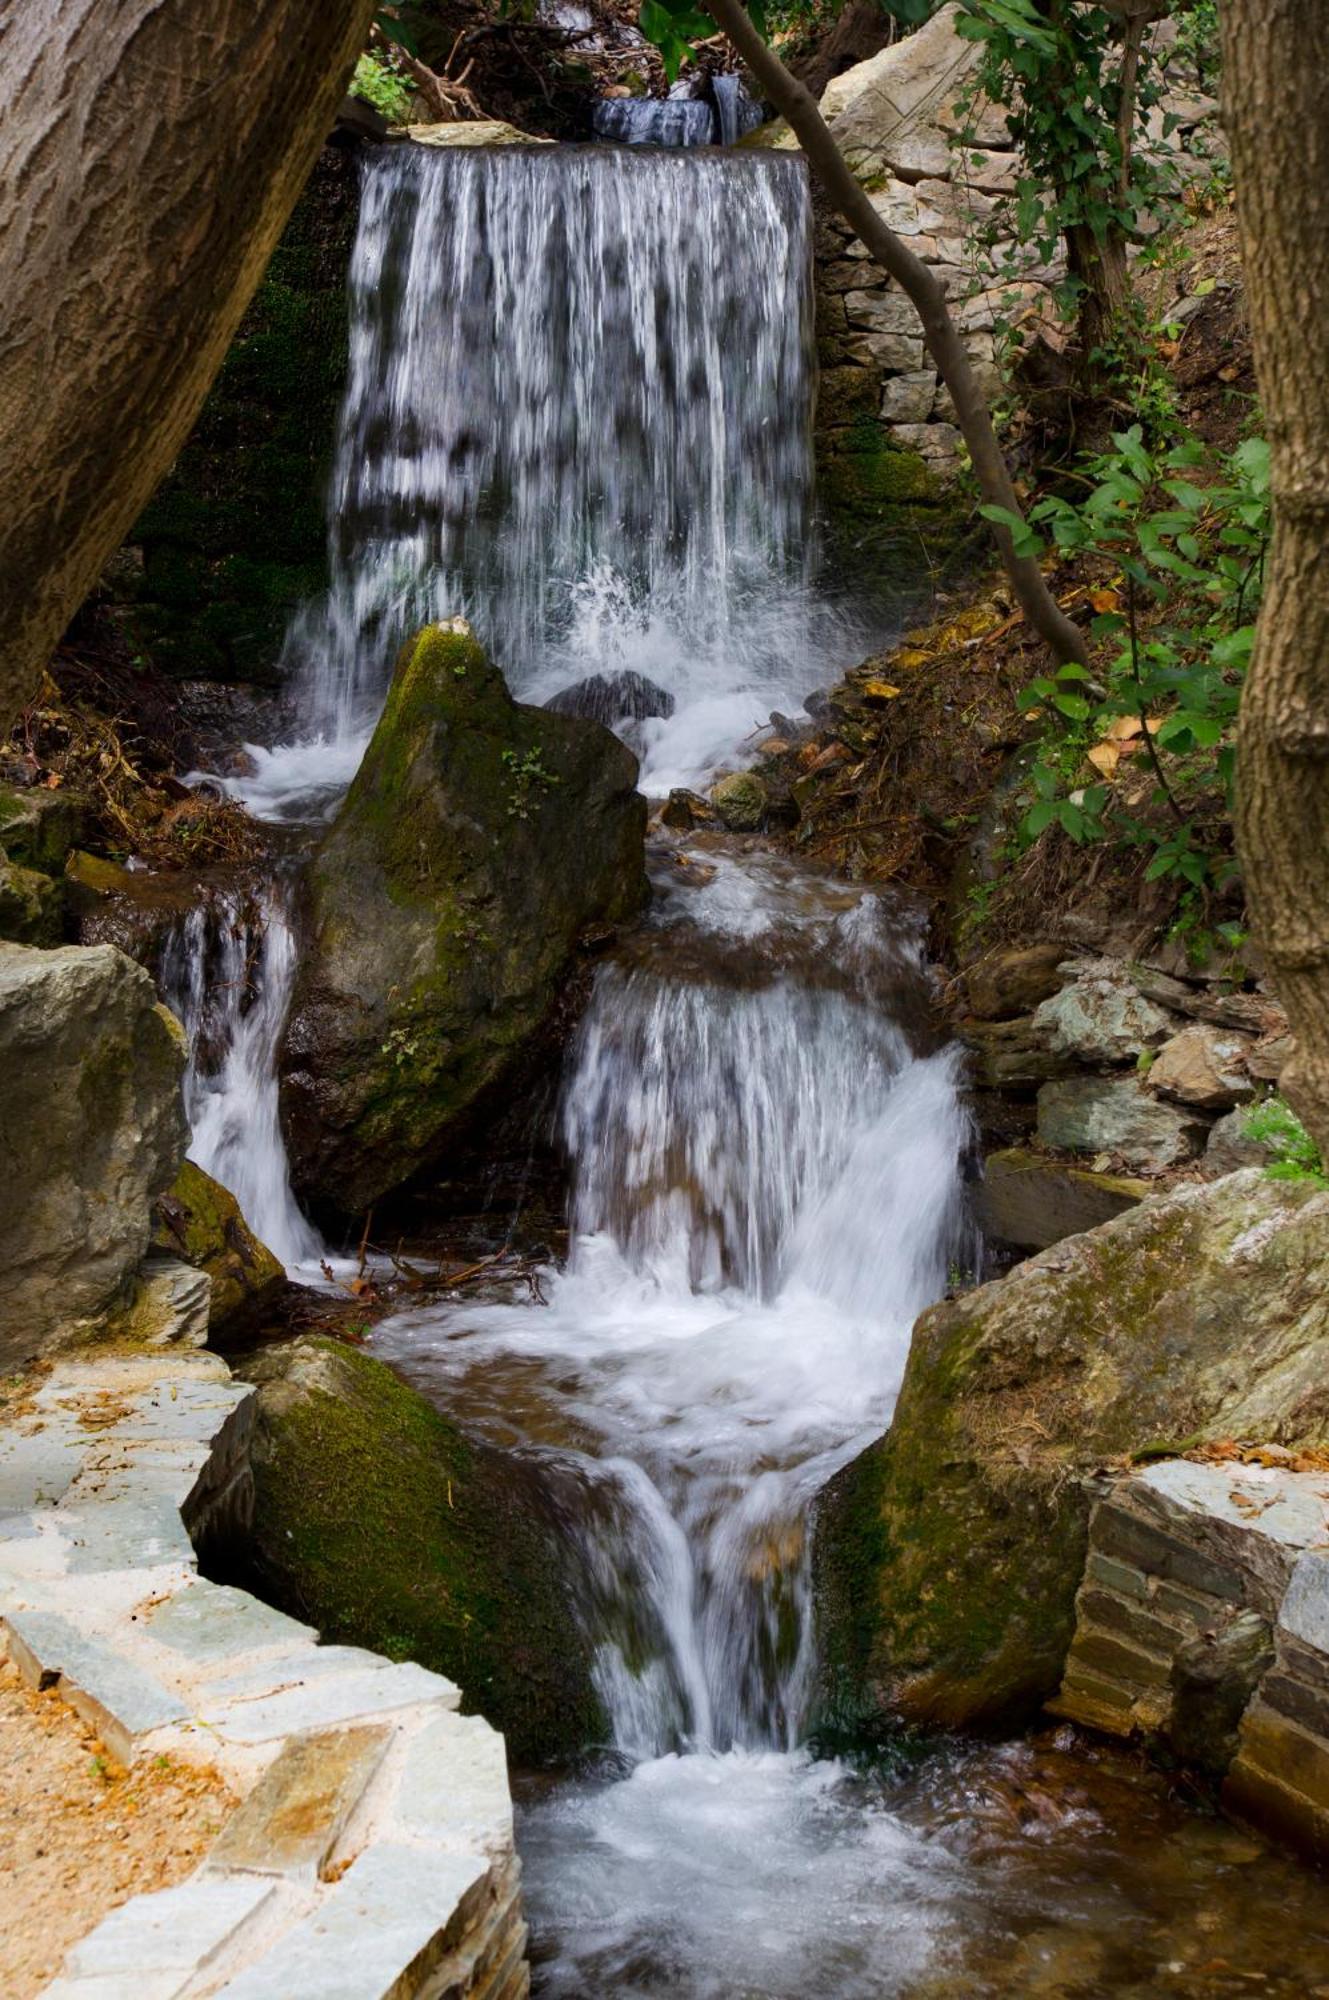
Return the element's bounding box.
[813,1170,1329,1740]
[710,771,769,831]
[279,620,648,1214]
[0,859,63,945]
[232,1336,603,1764]
[150,1160,285,1339]
[0,783,85,875]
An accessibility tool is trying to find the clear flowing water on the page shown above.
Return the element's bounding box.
[225,142,871,822]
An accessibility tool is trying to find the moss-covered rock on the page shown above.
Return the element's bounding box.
[150,1160,285,1339]
[813,1170,1329,1740]
[233,1336,603,1763]
[710,771,769,831]
[0,784,85,876]
[0,860,63,945]
[279,620,648,1214]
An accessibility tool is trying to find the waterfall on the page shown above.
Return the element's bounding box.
[231,142,867,820]
[160,883,322,1271]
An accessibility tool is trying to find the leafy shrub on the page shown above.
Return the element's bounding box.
[982,423,1270,891]
[1241,1098,1327,1188]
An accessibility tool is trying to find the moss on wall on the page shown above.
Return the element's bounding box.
[126,147,361,686]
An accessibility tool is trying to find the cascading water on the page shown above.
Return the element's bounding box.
[228,142,870,821]
[160,883,322,1270]
[374,850,976,1990]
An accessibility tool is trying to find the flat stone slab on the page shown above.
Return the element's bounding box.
[143,1580,316,1666]
[5,1608,189,1765]
[200,1661,460,1743]
[1136,1458,1329,1551]
[57,1490,197,1574]
[208,1724,391,1881]
[0,1425,87,1516]
[199,1644,389,1702]
[392,1711,513,1857]
[1279,1549,1329,1651]
[213,1844,488,2000]
[62,1873,273,1983]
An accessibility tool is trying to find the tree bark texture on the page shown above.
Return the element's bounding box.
[1221,1,1329,1156]
[703,0,1089,669]
[0,0,376,733]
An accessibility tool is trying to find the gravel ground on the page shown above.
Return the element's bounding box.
[0,1659,235,1997]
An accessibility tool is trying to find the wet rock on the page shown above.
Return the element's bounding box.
[233,1336,602,1763]
[0,858,62,945]
[814,1170,1329,1735]
[1171,1611,1276,1780]
[0,942,187,1362]
[709,771,769,832]
[976,1146,1146,1252]
[544,671,676,727]
[1226,1551,1329,1865]
[151,1159,286,1339]
[64,849,215,973]
[960,943,1067,1022]
[1149,1023,1257,1112]
[659,788,714,832]
[1037,1076,1209,1172]
[280,621,648,1214]
[1032,960,1175,1064]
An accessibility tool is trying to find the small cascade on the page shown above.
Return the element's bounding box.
[591,95,716,145]
[160,882,322,1271]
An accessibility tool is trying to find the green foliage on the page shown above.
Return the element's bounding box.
[954,1,1179,358]
[1242,1098,1328,1188]
[352,51,415,123]
[637,0,932,82]
[989,423,1270,887]
[501,744,560,818]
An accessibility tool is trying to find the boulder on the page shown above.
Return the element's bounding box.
[150,1159,286,1339]
[821,3,982,181]
[233,1336,602,1763]
[544,671,675,726]
[0,858,62,945]
[1037,1076,1209,1172]
[1031,960,1176,1064]
[976,1146,1146,1252]
[0,942,187,1362]
[709,771,769,832]
[279,622,647,1214]
[1149,1022,1257,1112]
[813,1170,1329,1736]
[0,782,85,875]
[959,1014,1072,1089]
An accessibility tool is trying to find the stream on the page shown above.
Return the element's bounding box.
[174,139,1329,1997]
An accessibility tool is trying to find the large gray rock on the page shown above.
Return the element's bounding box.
[821,3,983,180]
[976,1146,1145,1251]
[814,1170,1329,1735]
[1032,960,1175,1063]
[0,942,187,1361]
[1037,1075,1209,1171]
[280,622,647,1214]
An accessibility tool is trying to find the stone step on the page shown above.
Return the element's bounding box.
[45,1873,274,2000]
[140,1579,317,1668]
[212,1844,489,2000]
[207,1723,391,1883]
[199,1660,460,1744]
[390,1710,513,1856]
[4,1608,189,1765]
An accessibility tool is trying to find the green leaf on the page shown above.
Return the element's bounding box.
[1053,692,1091,720]
[978,502,1043,560]
[1024,798,1059,836]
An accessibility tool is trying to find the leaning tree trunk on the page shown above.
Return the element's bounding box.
[702,0,1089,669]
[1221,0,1329,1156]
[0,0,376,735]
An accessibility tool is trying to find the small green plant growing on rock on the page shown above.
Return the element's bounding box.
[501,746,559,820]
[351,53,415,125]
[1241,1098,1328,1188]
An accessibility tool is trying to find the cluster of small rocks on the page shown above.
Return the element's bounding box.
[961,944,1291,1250]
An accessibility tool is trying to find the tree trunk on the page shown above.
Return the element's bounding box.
[0,0,377,734]
[1067,221,1131,364]
[702,0,1089,669]
[1220,0,1329,1155]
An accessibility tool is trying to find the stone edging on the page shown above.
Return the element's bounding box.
[0,1350,527,1999]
